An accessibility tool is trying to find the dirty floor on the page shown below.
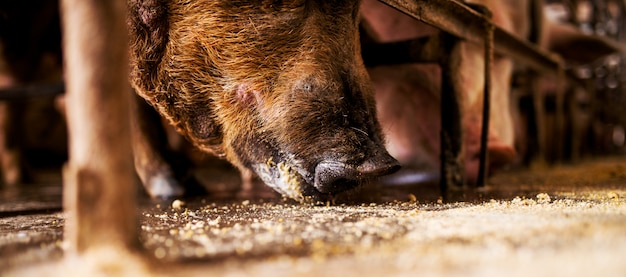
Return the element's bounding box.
[1,157,625,276]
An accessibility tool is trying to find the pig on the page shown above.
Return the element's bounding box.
[128,0,400,201]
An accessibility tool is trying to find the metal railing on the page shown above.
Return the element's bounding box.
[0,82,64,100]
[372,0,624,190]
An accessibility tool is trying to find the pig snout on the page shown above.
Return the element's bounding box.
[242,66,401,201]
[314,152,400,194]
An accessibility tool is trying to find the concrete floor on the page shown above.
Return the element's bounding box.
[1,157,625,276]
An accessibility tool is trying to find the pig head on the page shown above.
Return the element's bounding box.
[128,0,399,201]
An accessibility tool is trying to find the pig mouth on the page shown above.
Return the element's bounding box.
[236,131,400,202]
[250,152,400,203]
[251,156,347,203]
[252,158,310,202]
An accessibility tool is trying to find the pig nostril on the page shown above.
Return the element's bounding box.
[357,152,401,177]
[314,161,360,194]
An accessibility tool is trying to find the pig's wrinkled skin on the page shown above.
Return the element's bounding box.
[128,0,399,201]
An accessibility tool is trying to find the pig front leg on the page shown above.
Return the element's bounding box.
[131,94,184,198]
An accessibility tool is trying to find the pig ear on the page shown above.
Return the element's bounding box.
[128,0,169,93]
[546,22,625,65]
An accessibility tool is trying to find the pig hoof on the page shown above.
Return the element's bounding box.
[145,173,184,199]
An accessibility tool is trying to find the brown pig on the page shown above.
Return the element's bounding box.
[128,0,399,201]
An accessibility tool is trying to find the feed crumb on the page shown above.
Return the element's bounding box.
[311,239,325,251]
[536,193,551,204]
[512,196,536,206]
[154,247,166,259]
[608,191,620,200]
[293,237,303,246]
[172,199,185,210]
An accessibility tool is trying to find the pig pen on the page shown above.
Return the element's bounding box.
[2,0,626,276]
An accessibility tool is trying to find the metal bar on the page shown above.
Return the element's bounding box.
[477,17,494,188]
[361,36,441,66]
[0,82,65,100]
[378,0,564,75]
[439,33,465,192]
[530,71,548,163]
[554,69,567,162]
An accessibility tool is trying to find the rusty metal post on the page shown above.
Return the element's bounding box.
[529,70,548,164]
[553,68,567,162]
[439,33,465,192]
[476,9,495,188]
[60,0,138,253]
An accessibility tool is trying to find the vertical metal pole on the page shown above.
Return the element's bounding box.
[61,0,138,253]
[530,71,547,164]
[554,67,567,162]
[440,33,465,194]
[477,18,495,187]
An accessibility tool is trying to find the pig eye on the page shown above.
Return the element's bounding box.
[293,77,316,93]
